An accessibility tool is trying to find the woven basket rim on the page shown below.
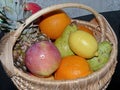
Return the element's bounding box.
[12,17,118,84]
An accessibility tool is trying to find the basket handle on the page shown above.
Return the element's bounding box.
[14,3,105,41]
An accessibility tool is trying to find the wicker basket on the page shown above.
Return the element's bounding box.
[0,3,118,90]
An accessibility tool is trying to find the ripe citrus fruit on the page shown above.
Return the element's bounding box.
[54,55,92,80]
[78,25,93,36]
[69,30,98,58]
[39,9,71,39]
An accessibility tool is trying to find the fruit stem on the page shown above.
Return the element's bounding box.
[94,51,98,56]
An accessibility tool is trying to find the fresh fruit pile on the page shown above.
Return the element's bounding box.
[13,7,112,80]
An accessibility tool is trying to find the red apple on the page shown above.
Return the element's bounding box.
[25,41,61,77]
[24,2,42,14]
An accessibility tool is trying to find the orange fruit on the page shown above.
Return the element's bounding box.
[39,9,71,39]
[78,25,93,36]
[54,55,92,80]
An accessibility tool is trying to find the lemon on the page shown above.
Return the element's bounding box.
[69,30,98,58]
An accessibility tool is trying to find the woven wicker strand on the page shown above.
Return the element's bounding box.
[0,3,118,90]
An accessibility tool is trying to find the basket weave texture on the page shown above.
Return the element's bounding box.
[0,3,118,90]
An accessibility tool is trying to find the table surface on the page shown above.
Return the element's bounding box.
[0,10,120,90]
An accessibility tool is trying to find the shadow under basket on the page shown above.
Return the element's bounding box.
[0,3,118,90]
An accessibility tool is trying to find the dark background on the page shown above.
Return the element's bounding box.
[0,10,120,90]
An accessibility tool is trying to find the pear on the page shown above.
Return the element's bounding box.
[54,24,77,57]
[87,41,112,71]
